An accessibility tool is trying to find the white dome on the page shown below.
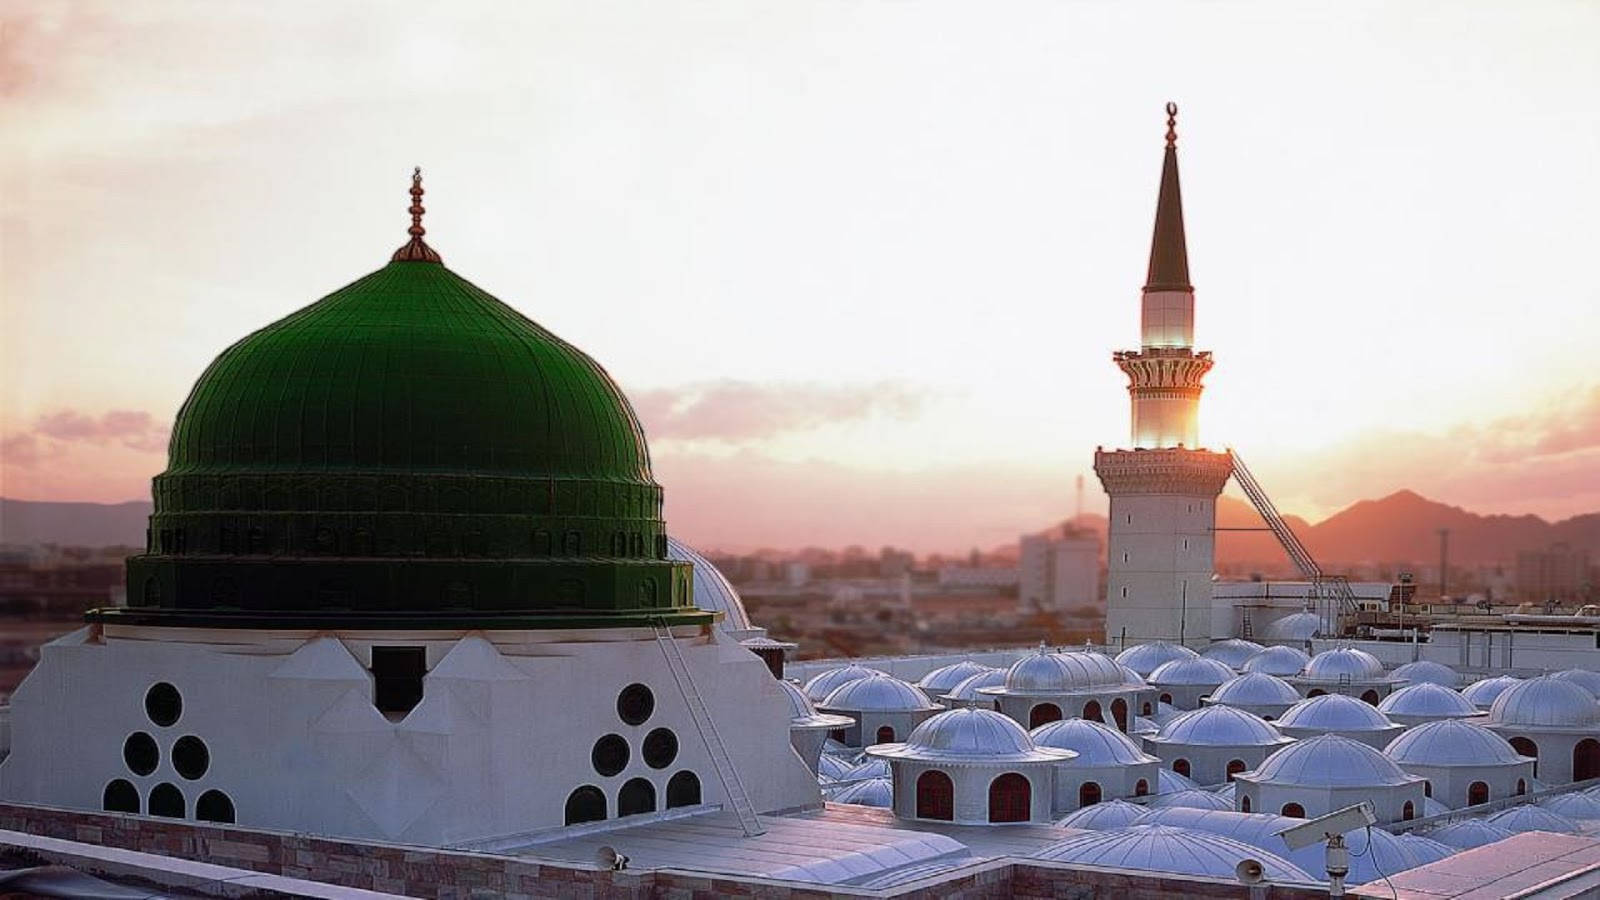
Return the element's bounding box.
[916,660,995,694]
[943,669,1008,703]
[778,679,818,719]
[1425,819,1515,850]
[1397,833,1457,865]
[840,757,891,781]
[1213,782,1236,803]
[1154,705,1288,747]
[1461,675,1522,710]
[1384,719,1528,766]
[1277,693,1396,732]
[666,538,757,636]
[1131,808,1423,887]
[1200,639,1266,669]
[828,777,893,808]
[1242,645,1311,677]
[817,754,853,782]
[1489,676,1600,728]
[820,673,939,713]
[1486,804,1581,834]
[1541,792,1600,820]
[1032,825,1313,883]
[1392,660,1461,688]
[1062,651,1132,688]
[1377,683,1482,721]
[1002,649,1123,694]
[803,664,886,702]
[1303,647,1385,682]
[1264,611,1322,641]
[1055,799,1146,830]
[1207,673,1301,708]
[1248,734,1414,787]
[1149,657,1237,687]
[1420,795,1452,817]
[1118,664,1148,686]
[1030,718,1155,766]
[1115,641,1199,677]
[1144,789,1233,811]
[1131,716,1159,735]
[1551,668,1600,699]
[880,708,1067,762]
[1156,768,1202,794]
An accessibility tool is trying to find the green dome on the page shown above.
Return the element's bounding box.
[109,208,704,630]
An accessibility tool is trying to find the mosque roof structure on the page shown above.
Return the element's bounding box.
[827,777,893,808]
[1264,611,1322,641]
[868,708,1074,764]
[1156,768,1202,794]
[1144,789,1233,811]
[942,668,1008,704]
[1392,660,1461,688]
[1114,641,1198,677]
[1424,819,1516,850]
[1031,825,1314,884]
[1241,645,1311,677]
[1540,792,1600,821]
[1150,705,1291,748]
[803,664,887,702]
[1117,664,1147,686]
[1461,675,1523,710]
[1205,672,1300,708]
[819,674,940,713]
[1149,657,1236,687]
[1056,799,1148,830]
[1489,676,1600,729]
[1239,733,1415,788]
[915,660,995,695]
[1300,647,1387,682]
[1485,804,1582,835]
[993,648,1126,695]
[816,754,854,782]
[1397,833,1458,865]
[1199,639,1265,670]
[777,679,855,732]
[1029,718,1158,766]
[1384,719,1529,767]
[1377,682,1484,721]
[667,537,758,637]
[839,758,891,782]
[1551,668,1600,699]
[1277,693,1398,733]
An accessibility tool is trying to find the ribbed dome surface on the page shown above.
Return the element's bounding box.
[1242,645,1311,677]
[1278,694,1396,731]
[1490,676,1600,728]
[1055,799,1146,830]
[1118,664,1148,686]
[1004,651,1076,693]
[1032,825,1313,883]
[1248,734,1413,787]
[1264,611,1322,641]
[1030,719,1154,766]
[1155,705,1287,747]
[667,538,754,634]
[1157,768,1202,794]
[1200,639,1265,669]
[1378,683,1482,720]
[840,758,891,782]
[1396,833,1456,865]
[1461,675,1522,709]
[1392,660,1461,688]
[1425,819,1515,850]
[1144,789,1232,810]
[1551,668,1600,699]
[1115,641,1199,677]
[803,665,886,702]
[820,674,939,712]
[1540,792,1600,820]
[901,708,1036,757]
[778,680,819,720]
[828,777,893,807]
[1384,719,1527,766]
[916,660,995,694]
[816,754,853,782]
[1150,657,1236,686]
[1485,804,1581,834]
[944,669,1008,703]
[1303,647,1385,681]
[1208,673,1300,707]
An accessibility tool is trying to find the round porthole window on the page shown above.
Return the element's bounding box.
[642,728,678,769]
[617,683,654,726]
[145,683,182,727]
[172,735,210,780]
[123,732,159,776]
[592,734,629,777]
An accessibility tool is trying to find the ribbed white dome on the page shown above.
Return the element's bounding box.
[1490,676,1600,728]
[666,538,757,636]
[1377,683,1482,720]
[1242,645,1312,677]
[1425,819,1514,850]
[828,777,893,807]
[1486,804,1581,834]
[1055,799,1146,830]
[1551,668,1600,699]
[1002,649,1124,694]
[803,664,887,702]
[943,669,1008,703]
[1030,718,1154,766]
[1062,651,1132,688]
[1207,673,1301,707]
[1540,791,1600,820]
[1248,734,1414,787]
[1278,694,1396,732]
[1115,641,1199,677]
[817,754,853,782]
[778,679,818,719]
[1157,768,1201,794]
[1397,833,1457,865]
[1150,656,1237,686]
[1118,664,1148,686]
[1385,719,1528,766]
[1200,639,1266,669]
[1144,789,1233,810]
[901,708,1037,757]
[819,673,939,712]
[1264,611,1322,641]
[1032,825,1313,883]
[1392,660,1461,688]
[1155,705,1287,747]
[916,660,995,694]
[1461,675,1522,710]
[840,757,891,781]
[1303,647,1385,681]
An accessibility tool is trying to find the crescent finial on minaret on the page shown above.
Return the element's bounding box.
[392,166,443,263]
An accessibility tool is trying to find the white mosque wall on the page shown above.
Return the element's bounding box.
[1104,494,1217,649]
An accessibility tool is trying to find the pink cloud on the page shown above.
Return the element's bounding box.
[632,380,930,443]
[5,408,169,466]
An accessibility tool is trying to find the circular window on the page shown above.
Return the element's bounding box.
[617,683,654,726]
[642,728,678,769]
[123,732,159,776]
[592,734,630,777]
[172,735,210,780]
[145,683,182,727]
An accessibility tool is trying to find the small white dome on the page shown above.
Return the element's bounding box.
[1002,649,1124,694]
[820,674,939,713]
[1055,799,1146,830]
[1425,819,1515,850]
[1149,656,1237,687]
[1420,796,1452,817]
[778,679,818,720]
[1551,668,1600,699]
[1540,792,1600,820]
[1392,660,1461,688]
[1131,716,1159,736]
[1030,718,1154,766]
[1062,651,1132,689]
[840,757,891,782]
[1248,733,1414,787]
[1144,789,1233,811]
[1377,683,1482,721]
[1154,705,1287,747]
[1213,782,1236,803]
[943,669,1008,703]
[828,777,893,808]
[1397,833,1457,865]
[1115,642,1199,677]
[1241,645,1312,677]
[1485,804,1581,834]
[1303,647,1385,682]
[916,660,995,694]
[666,538,757,636]
[1118,664,1148,686]
[1461,675,1522,710]
[817,754,853,781]
[1264,611,1322,641]
[898,708,1045,759]
[1490,676,1600,728]
[1032,825,1313,883]
[1207,672,1301,708]
[1200,639,1266,669]
[1277,693,1396,732]
[1156,768,1201,794]
[1385,719,1527,766]
[803,664,887,702]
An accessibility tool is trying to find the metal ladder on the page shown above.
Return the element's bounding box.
[652,621,765,836]
[1229,448,1359,628]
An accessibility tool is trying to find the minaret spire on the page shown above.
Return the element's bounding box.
[391,166,443,263]
[1144,102,1191,293]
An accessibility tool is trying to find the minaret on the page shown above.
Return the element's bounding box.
[1094,103,1234,649]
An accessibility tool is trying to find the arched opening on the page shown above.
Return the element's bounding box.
[196,790,235,824]
[1173,758,1191,778]
[1574,739,1600,781]
[875,725,896,744]
[1423,781,1432,797]
[1111,698,1129,731]
[565,786,606,825]
[148,783,184,819]
[1240,795,1252,812]
[1402,801,1415,821]
[102,780,138,814]
[1134,779,1149,797]
[1142,701,1153,716]
[619,778,656,817]
[988,773,1031,823]
[1083,700,1104,724]
[1159,693,1173,706]
[916,770,954,821]
[1516,778,1527,796]
[1307,689,1326,698]
[1078,781,1102,808]
[1280,802,1305,818]
[666,771,701,809]
[1510,737,1539,777]
[1360,689,1381,705]
[1226,759,1247,781]
[1029,703,1062,728]
[1468,781,1489,806]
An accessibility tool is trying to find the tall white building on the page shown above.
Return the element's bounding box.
[1095,105,1233,648]
[1019,531,1099,613]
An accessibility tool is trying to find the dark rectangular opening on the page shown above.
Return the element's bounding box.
[372,646,426,715]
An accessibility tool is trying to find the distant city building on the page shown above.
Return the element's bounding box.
[937,565,1021,590]
[1019,530,1099,612]
[1516,543,1593,606]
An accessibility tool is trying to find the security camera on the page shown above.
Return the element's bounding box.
[1274,803,1376,851]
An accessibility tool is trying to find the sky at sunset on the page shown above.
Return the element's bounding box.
[3,1,1598,552]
